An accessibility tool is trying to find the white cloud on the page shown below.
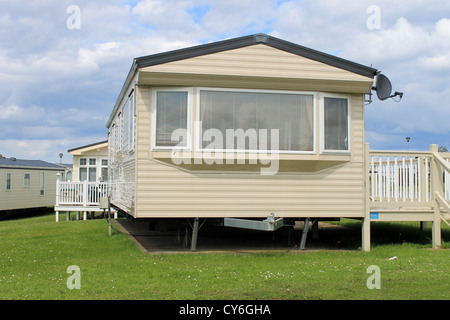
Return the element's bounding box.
[0,104,21,119]
[0,104,45,122]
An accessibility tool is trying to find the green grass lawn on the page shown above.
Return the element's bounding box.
[0,213,449,300]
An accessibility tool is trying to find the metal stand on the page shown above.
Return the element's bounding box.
[299,218,310,250]
[191,218,199,251]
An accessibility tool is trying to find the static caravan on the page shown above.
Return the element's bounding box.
[0,157,61,212]
[106,33,391,250]
[54,141,110,221]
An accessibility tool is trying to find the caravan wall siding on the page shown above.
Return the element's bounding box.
[109,84,136,215]
[107,86,366,219]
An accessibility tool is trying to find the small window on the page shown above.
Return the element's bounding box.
[39,171,45,196]
[23,173,31,187]
[80,158,87,166]
[321,94,350,153]
[101,159,108,182]
[129,93,135,152]
[6,172,11,190]
[152,89,191,149]
[89,158,96,166]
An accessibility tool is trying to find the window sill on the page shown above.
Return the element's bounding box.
[151,151,351,173]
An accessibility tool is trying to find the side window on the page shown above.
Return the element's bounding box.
[321,95,350,153]
[39,171,45,196]
[23,173,31,187]
[152,89,191,149]
[6,172,11,190]
[79,158,87,182]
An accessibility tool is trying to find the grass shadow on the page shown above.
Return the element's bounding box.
[324,219,450,250]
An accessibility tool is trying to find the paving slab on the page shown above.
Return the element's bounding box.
[113,219,359,253]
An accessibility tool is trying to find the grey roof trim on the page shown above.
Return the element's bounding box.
[106,60,139,128]
[0,158,63,170]
[67,140,108,153]
[135,33,378,78]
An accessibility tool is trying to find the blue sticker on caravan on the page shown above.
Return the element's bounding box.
[370,212,379,220]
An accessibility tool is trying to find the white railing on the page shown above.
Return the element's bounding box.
[56,180,108,207]
[369,148,450,204]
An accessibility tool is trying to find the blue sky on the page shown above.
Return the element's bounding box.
[0,0,449,162]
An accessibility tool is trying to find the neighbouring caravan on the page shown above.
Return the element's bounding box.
[0,157,62,213]
[106,33,423,251]
[68,140,108,183]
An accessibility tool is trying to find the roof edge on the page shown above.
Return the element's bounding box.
[67,140,108,153]
[135,33,377,78]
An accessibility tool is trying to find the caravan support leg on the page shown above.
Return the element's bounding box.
[299,218,310,250]
[191,218,199,251]
[362,217,371,252]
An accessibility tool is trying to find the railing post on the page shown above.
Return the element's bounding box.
[83,180,88,207]
[55,180,60,222]
[429,144,442,249]
[56,179,60,206]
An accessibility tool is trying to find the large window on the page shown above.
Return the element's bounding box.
[150,88,352,156]
[199,89,315,152]
[79,158,97,182]
[321,94,350,153]
[152,88,191,148]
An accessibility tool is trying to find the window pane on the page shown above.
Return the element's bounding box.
[88,168,97,182]
[89,158,96,166]
[101,159,108,166]
[129,95,134,151]
[156,91,188,147]
[6,173,11,190]
[324,97,349,151]
[80,158,86,166]
[200,90,314,151]
[24,173,30,187]
[101,167,108,181]
[79,168,87,181]
[40,172,45,196]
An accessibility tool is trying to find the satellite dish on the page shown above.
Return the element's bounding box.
[374,74,392,101]
[372,73,403,101]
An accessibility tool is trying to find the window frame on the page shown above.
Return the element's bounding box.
[195,87,317,155]
[5,172,11,191]
[39,171,45,196]
[23,172,31,188]
[79,157,98,182]
[128,91,135,153]
[319,93,351,155]
[151,87,193,151]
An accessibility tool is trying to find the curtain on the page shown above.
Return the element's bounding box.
[200,90,314,151]
[156,91,188,147]
[324,97,348,151]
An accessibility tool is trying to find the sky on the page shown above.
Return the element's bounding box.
[0,0,449,163]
